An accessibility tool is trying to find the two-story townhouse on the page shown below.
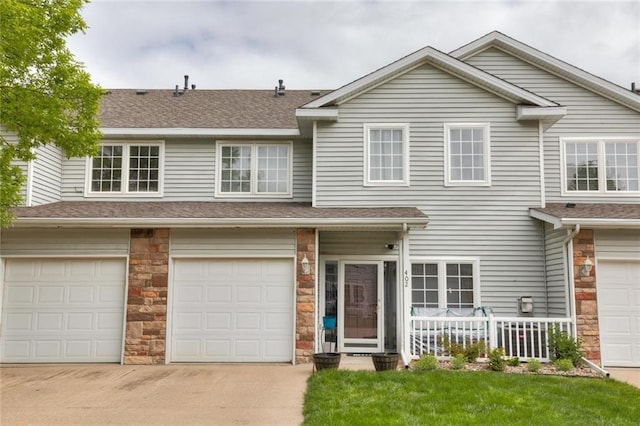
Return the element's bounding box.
[1,31,638,369]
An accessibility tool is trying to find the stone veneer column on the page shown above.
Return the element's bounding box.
[124,228,170,365]
[296,228,316,363]
[572,229,601,365]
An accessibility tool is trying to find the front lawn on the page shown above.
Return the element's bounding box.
[303,370,640,426]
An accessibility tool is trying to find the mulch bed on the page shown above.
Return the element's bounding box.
[427,360,604,378]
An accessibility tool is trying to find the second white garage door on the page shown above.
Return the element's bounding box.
[597,260,640,367]
[171,258,294,362]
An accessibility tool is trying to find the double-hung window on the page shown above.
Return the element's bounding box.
[562,139,639,194]
[444,123,491,186]
[216,142,292,197]
[364,124,409,186]
[86,142,163,196]
[411,259,480,309]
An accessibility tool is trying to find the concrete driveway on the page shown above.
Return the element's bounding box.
[607,368,640,388]
[1,363,313,425]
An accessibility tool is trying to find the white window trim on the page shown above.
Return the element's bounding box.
[410,257,482,309]
[363,123,410,187]
[84,140,165,197]
[560,137,640,196]
[215,141,293,198]
[444,123,491,187]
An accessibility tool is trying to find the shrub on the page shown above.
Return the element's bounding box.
[451,354,466,370]
[487,347,506,372]
[507,357,520,367]
[527,359,542,373]
[439,335,465,357]
[548,325,583,367]
[554,358,574,372]
[413,354,438,371]
[464,339,486,363]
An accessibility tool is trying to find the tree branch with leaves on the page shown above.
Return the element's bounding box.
[0,0,103,226]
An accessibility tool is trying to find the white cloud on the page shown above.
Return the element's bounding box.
[67,0,640,90]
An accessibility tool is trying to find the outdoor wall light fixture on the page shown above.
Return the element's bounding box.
[301,255,311,275]
[580,256,594,277]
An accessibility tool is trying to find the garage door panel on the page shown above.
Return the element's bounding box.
[1,259,126,363]
[171,258,293,363]
[597,260,640,367]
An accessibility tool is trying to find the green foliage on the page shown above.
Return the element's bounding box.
[304,370,640,426]
[413,354,438,371]
[548,325,584,367]
[439,335,485,362]
[487,347,506,372]
[451,354,466,370]
[554,359,574,372]
[0,0,103,226]
[527,359,542,373]
[507,357,520,367]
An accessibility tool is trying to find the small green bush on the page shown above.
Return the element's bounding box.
[507,357,520,367]
[451,354,466,370]
[487,347,506,372]
[439,335,465,357]
[413,354,438,371]
[464,339,486,363]
[527,359,542,373]
[548,325,583,367]
[554,358,574,372]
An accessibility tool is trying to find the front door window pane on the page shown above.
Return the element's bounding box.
[344,264,378,339]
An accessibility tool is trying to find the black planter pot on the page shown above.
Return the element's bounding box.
[313,353,341,371]
[372,352,400,371]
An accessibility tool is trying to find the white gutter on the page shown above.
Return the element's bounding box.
[563,224,580,336]
[516,105,567,121]
[582,357,609,377]
[312,121,317,207]
[11,217,429,229]
[529,209,640,229]
[295,108,339,120]
[100,128,300,137]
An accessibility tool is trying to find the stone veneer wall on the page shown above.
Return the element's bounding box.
[296,228,316,363]
[572,229,601,365]
[124,228,169,365]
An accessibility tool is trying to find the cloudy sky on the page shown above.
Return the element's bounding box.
[67,0,640,91]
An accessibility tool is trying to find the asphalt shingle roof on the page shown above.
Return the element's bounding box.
[531,203,640,220]
[12,201,427,221]
[99,89,329,129]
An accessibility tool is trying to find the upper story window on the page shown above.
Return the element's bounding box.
[86,142,163,196]
[411,259,480,309]
[216,142,292,197]
[562,139,639,194]
[444,123,491,186]
[363,124,409,186]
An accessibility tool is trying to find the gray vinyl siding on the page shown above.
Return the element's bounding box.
[315,63,548,315]
[595,229,640,260]
[170,229,296,257]
[0,228,129,256]
[319,231,400,256]
[544,224,569,317]
[465,47,640,204]
[31,144,62,205]
[61,138,312,202]
[2,130,28,205]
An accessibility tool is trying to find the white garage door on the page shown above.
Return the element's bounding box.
[1,258,126,363]
[597,260,640,367]
[171,258,293,362]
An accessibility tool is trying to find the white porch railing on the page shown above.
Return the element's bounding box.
[409,315,573,361]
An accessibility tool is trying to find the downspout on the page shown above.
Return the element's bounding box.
[400,222,411,368]
[563,224,580,337]
[26,158,34,206]
[312,121,317,207]
[538,121,546,208]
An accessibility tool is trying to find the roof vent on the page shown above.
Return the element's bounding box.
[565,203,576,208]
[136,90,148,95]
[632,82,640,94]
[310,90,321,96]
[173,75,195,97]
[274,79,285,97]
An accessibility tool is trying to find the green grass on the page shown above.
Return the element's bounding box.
[303,370,640,426]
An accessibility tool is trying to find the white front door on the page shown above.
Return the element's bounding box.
[338,261,384,353]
